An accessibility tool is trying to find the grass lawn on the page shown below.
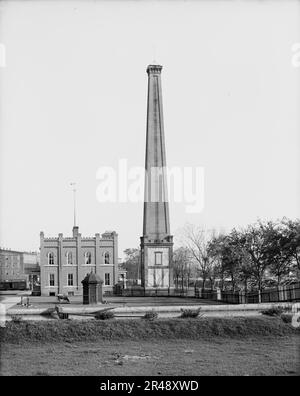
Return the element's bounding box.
[1,317,299,376]
[1,337,299,376]
[8,295,223,310]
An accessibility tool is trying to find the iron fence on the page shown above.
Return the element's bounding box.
[113,282,300,304]
[113,286,195,298]
[197,283,300,304]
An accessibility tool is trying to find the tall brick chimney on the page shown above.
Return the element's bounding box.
[140,64,173,289]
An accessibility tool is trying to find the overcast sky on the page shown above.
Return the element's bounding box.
[0,0,299,258]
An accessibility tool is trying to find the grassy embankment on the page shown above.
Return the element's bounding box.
[1,316,298,343]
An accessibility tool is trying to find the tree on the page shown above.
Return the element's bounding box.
[206,234,227,290]
[183,225,219,290]
[237,253,253,292]
[209,231,246,291]
[264,220,294,286]
[282,218,300,273]
[227,229,255,291]
[173,247,192,289]
[237,221,281,298]
[121,248,140,283]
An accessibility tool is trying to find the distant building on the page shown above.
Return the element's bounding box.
[40,226,119,296]
[0,248,40,290]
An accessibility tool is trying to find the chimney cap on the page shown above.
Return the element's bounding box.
[147,64,162,74]
[72,226,79,237]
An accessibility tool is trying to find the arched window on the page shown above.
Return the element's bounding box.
[66,252,72,265]
[48,252,54,265]
[104,252,110,264]
[84,252,92,265]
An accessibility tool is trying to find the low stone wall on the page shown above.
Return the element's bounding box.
[5,301,298,317]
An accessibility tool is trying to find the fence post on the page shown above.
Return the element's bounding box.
[291,285,296,302]
[280,285,284,302]
[239,290,245,304]
[258,290,261,304]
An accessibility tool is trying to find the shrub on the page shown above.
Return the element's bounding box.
[180,308,202,319]
[10,315,23,323]
[280,313,293,324]
[94,310,115,320]
[143,310,158,320]
[261,307,285,317]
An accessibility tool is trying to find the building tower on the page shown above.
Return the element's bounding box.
[140,64,174,288]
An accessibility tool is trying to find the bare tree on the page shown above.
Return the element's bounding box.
[182,224,219,290]
[173,247,192,289]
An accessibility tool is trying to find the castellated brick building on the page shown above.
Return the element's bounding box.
[40,226,118,296]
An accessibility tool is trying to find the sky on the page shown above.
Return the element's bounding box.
[0,0,300,258]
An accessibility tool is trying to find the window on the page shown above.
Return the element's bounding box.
[48,252,54,265]
[155,252,162,265]
[84,252,92,265]
[104,273,110,286]
[104,252,110,264]
[68,273,73,286]
[49,274,55,286]
[66,252,72,265]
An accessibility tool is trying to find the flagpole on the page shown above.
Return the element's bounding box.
[70,182,77,227]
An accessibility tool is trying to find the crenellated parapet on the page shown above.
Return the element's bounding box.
[146,64,162,75]
[39,225,119,296]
